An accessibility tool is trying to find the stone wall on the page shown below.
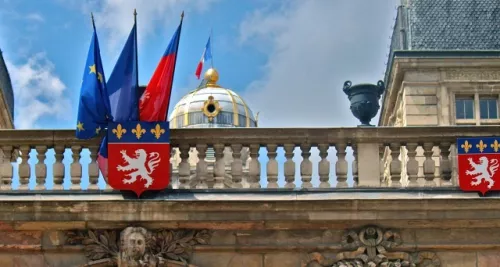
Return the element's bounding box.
[0,192,499,266]
[379,57,500,187]
[0,227,498,266]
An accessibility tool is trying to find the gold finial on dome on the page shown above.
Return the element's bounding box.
[204,68,219,87]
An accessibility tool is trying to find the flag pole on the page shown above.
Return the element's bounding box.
[134,9,139,93]
[91,12,96,31]
[165,11,184,120]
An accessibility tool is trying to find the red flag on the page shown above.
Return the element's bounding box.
[139,15,183,121]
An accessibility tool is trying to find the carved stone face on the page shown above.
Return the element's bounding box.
[126,232,146,259]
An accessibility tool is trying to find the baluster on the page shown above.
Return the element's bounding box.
[53,145,65,190]
[389,143,402,187]
[18,145,31,190]
[318,144,330,188]
[196,144,208,189]
[423,142,436,186]
[300,144,312,188]
[406,143,419,187]
[380,145,386,187]
[1,146,13,190]
[35,146,48,190]
[88,145,99,190]
[335,143,348,188]
[70,146,82,189]
[231,144,243,188]
[439,142,452,186]
[266,144,278,188]
[169,147,174,189]
[248,144,261,188]
[351,144,358,187]
[283,144,295,188]
[178,144,191,189]
[213,144,225,189]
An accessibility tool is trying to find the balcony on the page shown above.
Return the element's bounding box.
[0,126,499,267]
[0,126,493,191]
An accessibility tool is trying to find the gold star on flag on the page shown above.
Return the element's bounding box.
[95,126,101,134]
[97,72,104,83]
[89,64,97,74]
[77,121,85,131]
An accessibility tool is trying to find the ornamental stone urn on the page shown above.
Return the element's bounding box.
[343,80,385,126]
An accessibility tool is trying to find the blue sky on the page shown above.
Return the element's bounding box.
[0,0,399,189]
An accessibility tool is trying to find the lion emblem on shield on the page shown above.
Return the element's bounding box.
[117,149,161,188]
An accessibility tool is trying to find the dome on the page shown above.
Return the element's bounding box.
[169,68,258,128]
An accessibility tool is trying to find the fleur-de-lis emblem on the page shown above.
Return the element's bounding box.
[150,124,166,139]
[491,140,500,152]
[476,140,487,152]
[461,140,472,153]
[132,123,146,139]
[112,124,126,139]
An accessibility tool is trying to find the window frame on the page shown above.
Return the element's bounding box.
[479,96,499,120]
[455,95,475,121]
[450,86,500,125]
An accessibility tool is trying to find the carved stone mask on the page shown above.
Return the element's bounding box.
[126,232,146,259]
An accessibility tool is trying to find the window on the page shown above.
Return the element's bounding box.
[479,98,498,119]
[455,97,474,119]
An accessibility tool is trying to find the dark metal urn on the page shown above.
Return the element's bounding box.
[343,80,385,126]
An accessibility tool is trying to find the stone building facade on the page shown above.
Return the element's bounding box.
[0,1,499,267]
[380,0,500,187]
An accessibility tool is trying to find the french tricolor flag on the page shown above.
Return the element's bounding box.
[195,37,212,79]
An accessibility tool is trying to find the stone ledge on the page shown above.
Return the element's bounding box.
[0,190,498,230]
[0,188,489,201]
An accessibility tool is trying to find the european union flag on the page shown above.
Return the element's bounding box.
[107,23,139,122]
[76,26,111,139]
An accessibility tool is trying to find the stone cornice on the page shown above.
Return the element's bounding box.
[0,190,499,230]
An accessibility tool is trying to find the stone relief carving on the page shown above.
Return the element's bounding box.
[66,227,211,267]
[446,69,500,80]
[302,226,440,267]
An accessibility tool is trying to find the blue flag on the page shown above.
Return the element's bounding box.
[107,23,139,121]
[97,22,139,178]
[76,29,111,139]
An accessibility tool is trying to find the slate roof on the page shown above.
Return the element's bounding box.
[0,50,14,120]
[384,0,500,84]
[408,0,500,50]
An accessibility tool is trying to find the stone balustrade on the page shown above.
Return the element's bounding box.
[0,126,495,191]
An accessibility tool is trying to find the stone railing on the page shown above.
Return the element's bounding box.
[0,126,495,191]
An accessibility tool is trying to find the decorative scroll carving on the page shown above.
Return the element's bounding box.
[66,227,211,267]
[446,69,500,80]
[302,226,440,267]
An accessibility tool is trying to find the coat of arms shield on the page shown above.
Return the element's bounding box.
[457,137,500,195]
[107,121,170,196]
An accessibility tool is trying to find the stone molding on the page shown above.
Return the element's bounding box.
[446,69,500,81]
[302,225,440,267]
[65,227,211,267]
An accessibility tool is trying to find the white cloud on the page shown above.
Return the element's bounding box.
[5,53,71,129]
[238,0,399,187]
[79,0,218,54]
[25,13,44,23]
[240,0,399,127]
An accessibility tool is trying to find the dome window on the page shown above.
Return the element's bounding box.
[201,95,222,121]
